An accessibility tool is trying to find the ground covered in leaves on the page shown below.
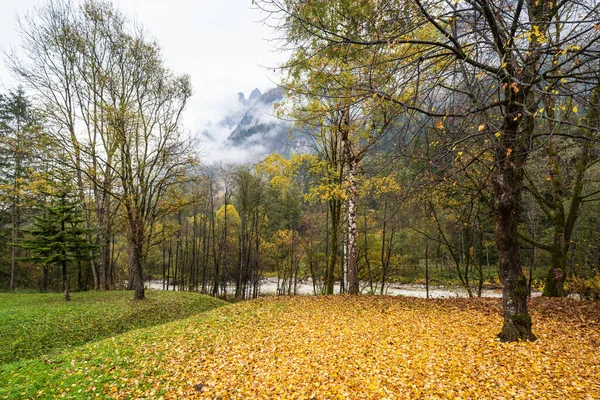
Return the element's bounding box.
[1,296,599,399]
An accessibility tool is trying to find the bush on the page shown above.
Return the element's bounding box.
[566,275,600,300]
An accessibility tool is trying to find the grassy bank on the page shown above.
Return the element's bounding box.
[0,290,226,364]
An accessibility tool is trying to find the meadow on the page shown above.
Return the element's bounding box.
[1,293,598,399]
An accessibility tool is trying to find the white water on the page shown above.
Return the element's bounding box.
[145,277,542,298]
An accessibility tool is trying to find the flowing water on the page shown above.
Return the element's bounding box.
[145,277,542,298]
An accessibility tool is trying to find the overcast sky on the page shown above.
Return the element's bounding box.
[0,0,286,163]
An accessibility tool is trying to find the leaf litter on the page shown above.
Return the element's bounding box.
[3,296,599,399]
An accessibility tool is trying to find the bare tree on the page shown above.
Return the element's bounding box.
[104,31,192,299]
[8,0,193,299]
[8,0,102,288]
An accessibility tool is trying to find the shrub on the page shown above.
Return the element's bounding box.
[566,275,600,301]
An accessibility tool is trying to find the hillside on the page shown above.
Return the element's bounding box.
[0,291,226,364]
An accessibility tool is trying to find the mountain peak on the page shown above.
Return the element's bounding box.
[249,88,262,101]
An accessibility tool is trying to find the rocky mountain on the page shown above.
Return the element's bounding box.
[198,87,312,164]
[226,88,309,157]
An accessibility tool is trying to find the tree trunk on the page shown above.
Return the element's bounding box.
[62,258,70,301]
[162,235,167,291]
[340,104,359,295]
[166,242,172,291]
[104,212,112,289]
[132,244,145,300]
[326,200,340,294]
[544,86,596,296]
[380,203,387,295]
[544,243,567,297]
[192,210,198,291]
[10,202,19,290]
[542,113,567,297]
[10,138,21,290]
[494,180,534,341]
[493,104,536,342]
[425,240,430,299]
[363,208,373,293]
[346,156,359,295]
[97,174,112,290]
[201,206,209,293]
[211,202,219,297]
[131,224,145,300]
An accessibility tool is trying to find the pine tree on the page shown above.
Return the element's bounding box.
[0,88,41,289]
[18,190,94,300]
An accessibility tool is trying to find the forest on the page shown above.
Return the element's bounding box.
[1,0,599,346]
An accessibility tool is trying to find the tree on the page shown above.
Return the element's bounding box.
[18,186,93,299]
[521,83,600,297]
[276,1,408,294]
[106,47,192,300]
[232,166,269,299]
[0,88,43,290]
[9,0,104,286]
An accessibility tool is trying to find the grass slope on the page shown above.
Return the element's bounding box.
[0,290,226,364]
[1,296,599,399]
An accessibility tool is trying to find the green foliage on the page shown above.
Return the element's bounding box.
[0,290,225,364]
[0,88,41,189]
[18,191,92,269]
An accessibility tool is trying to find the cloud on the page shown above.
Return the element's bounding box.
[194,90,276,165]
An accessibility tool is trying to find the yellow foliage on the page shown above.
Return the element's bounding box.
[258,153,315,191]
[216,204,241,227]
[75,296,600,399]
[362,174,402,196]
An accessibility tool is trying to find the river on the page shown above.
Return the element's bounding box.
[145,277,542,298]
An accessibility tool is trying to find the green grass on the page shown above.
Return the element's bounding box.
[0,290,226,365]
[0,307,232,399]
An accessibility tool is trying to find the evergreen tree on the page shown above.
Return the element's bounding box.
[18,190,94,300]
[0,88,41,289]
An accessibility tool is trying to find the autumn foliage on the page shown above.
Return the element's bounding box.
[3,296,598,399]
